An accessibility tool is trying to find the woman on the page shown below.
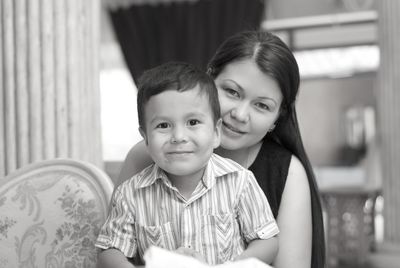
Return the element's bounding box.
[117,31,325,268]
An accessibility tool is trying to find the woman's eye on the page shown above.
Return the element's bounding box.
[188,119,200,126]
[255,102,270,111]
[224,88,240,98]
[156,122,170,129]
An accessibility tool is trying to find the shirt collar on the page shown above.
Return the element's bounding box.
[134,153,244,189]
[202,153,243,189]
[134,164,171,189]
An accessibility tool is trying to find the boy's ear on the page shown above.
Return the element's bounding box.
[213,118,222,149]
[139,127,148,145]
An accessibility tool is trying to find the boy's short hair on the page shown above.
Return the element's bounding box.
[137,61,220,131]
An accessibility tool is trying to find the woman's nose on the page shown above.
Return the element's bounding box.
[230,103,250,123]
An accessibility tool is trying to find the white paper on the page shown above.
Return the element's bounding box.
[144,246,273,268]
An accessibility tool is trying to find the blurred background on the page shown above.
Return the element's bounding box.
[100,0,378,168]
[1,0,400,267]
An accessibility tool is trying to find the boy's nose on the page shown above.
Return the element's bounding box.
[170,126,187,143]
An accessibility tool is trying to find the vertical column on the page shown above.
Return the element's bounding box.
[15,0,29,167]
[91,0,103,167]
[0,0,5,177]
[0,0,103,176]
[28,0,43,163]
[54,0,68,158]
[66,0,80,161]
[376,0,400,247]
[41,0,56,159]
[3,0,17,173]
[83,0,102,166]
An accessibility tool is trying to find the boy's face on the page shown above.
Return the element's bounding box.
[140,85,221,180]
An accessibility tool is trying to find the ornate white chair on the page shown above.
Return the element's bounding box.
[0,159,114,268]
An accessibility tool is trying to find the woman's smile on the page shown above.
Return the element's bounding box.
[222,121,247,137]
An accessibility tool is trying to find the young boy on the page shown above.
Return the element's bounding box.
[95,62,279,267]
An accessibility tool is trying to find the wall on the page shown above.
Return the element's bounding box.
[266,0,377,19]
[297,73,377,166]
[263,0,379,167]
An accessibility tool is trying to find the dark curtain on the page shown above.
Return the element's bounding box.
[109,0,266,82]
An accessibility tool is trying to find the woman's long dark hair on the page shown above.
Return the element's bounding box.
[208,31,326,268]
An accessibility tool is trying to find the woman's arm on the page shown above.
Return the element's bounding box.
[97,249,138,268]
[235,237,278,264]
[273,156,312,268]
[117,140,153,186]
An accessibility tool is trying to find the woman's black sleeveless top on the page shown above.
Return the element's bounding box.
[249,138,292,218]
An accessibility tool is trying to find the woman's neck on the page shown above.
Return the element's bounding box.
[215,141,262,168]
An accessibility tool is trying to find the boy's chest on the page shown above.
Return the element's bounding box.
[132,183,244,264]
[134,208,243,265]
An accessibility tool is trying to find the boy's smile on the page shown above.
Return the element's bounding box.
[165,149,195,161]
[140,85,221,183]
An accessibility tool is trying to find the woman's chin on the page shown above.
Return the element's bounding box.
[220,139,245,151]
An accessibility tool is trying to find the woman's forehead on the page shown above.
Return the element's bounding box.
[216,60,283,104]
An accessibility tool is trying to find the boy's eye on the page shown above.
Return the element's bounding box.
[156,122,170,129]
[224,88,240,98]
[188,119,200,126]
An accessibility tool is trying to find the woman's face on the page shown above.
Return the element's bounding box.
[214,59,283,150]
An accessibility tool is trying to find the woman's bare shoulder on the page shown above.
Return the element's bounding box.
[287,155,308,184]
[284,155,311,204]
[116,140,153,185]
[274,155,312,268]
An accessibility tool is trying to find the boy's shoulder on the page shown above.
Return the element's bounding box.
[210,153,253,178]
[119,163,158,190]
[209,154,258,194]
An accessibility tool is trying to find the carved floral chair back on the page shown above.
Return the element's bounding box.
[0,159,114,268]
